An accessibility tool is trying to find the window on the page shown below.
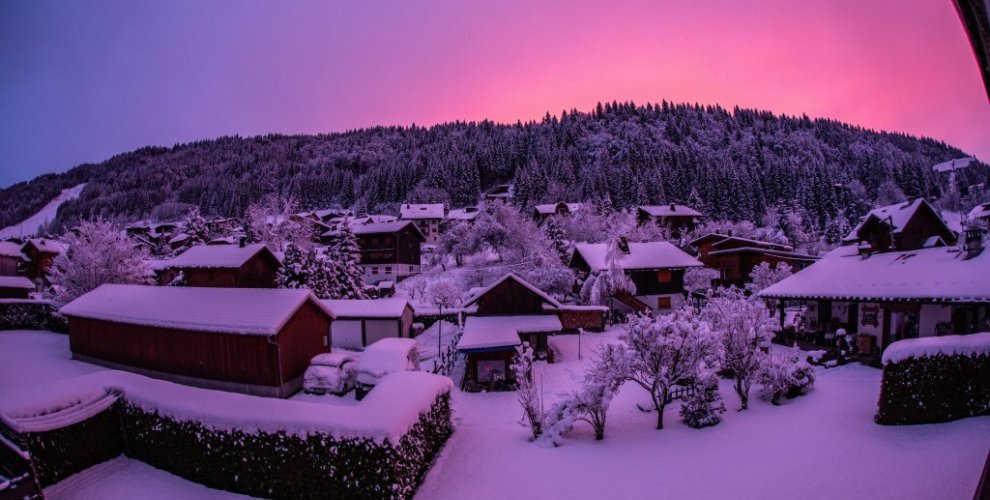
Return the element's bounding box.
[409,266,414,272]
[385,267,392,273]
[657,270,672,283]
[658,297,672,310]
[371,267,379,274]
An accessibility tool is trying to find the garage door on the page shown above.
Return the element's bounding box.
[364,320,398,346]
[332,320,363,349]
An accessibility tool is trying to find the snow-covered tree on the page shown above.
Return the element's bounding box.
[745,261,793,295]
[181,207,211,249]
[542,344,628,444]
[701,287,777,410]
[684,267,719,293]
[275,243,310,290]
[581,236,635,309]
[512,343,545,440]
[324,220,368,299]
[679,371,726,428]
[245,196,311,252]
[428,280,461,311]
[543,218,569,265]
[757,348,816,405]
[622,309,717,429]
[49,220,153,307]
[438,221,478,267]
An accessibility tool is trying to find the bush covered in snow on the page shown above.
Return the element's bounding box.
[876,333,990,425]
[757,349,816,405]
[679,372,726,429]
[21,403,124,487]
[542,344,628,443]
[512,343,545,440]
[0,300,66,332]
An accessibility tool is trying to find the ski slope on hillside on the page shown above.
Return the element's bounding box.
[0,183,85,238]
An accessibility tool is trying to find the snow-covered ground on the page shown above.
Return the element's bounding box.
[416,327,990,500]
[0,183,86,238]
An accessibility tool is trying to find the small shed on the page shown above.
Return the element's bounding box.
[0,275,35,299]
[0,241,25,276]
[323,298,415,349]
[156,243,281,288]
[60,284,335,397]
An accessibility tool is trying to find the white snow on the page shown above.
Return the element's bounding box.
[0,241,23,258]
[759,244,990,302]
[324,298,410,318]
[0,183,86,239]
[354,338,419,385]
[844,198,949,242]
[533,202,584,215]
[351,220,418,235]
[572,241,703,272]
[638,204,703,217]
[0,276,34,289]
[446,207,480,222]
[59,284,334,335]
[417,326,990,500]
[457,315,562,350]
[400,203,445,220]
[416,320,459,361]
[159,243,270,269]
[882,331,990,364]
[45,456,258,500]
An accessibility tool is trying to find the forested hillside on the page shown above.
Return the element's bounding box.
[2,101,987,234]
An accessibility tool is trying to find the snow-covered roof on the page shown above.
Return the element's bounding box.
[400,203,445,220]
[351,220,420,236]
[462,273,562,308]
[0,276,34,289]
[639,204,703,217]
[710,236,792,251]
[845,198,939,241]
[160,243,272,269]
[758,244,990,303]
[882,331,990,364]
[457,315,562,351]
[707,246,818,262]
[0,369,451,444]
[354,338,418,384]
[0,241,24,258]
[969,202,990,221]
[59,284,334,335]
[26,238,65,254]
[323,298,410,319]
[534,202,584,215]
[572,241,704,272]
[446,207,480,221]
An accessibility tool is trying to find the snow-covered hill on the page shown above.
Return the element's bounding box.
[0,183,86,238]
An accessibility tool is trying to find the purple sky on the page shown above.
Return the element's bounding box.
[1,0,988,188]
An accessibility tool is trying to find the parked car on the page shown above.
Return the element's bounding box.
[353,338,419,399]
[302,352,357,395]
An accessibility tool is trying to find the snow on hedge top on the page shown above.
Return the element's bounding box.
[882,332,990,364]
[0,369,451,443]
[324,298,410,318]
[0,183,86,239]
[572,241,703,271]
[0,241,23,258]
[0,276,34,289]
[59,284,333,335]
[400,203,445,220]
[160,243,271,269]
[758,244,990,302]
[458,315,562,350]
[638,204,702,217]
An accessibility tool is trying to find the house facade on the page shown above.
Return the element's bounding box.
[399,204,446,244]
[60,285,335,397]
[20,238,65,289]
[353,221,425,284]
[690,234,817,287]
[0,241,24,276]
[637,204,703,237]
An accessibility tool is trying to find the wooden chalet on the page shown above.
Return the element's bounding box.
[0,276,34,299]
[457,274,606,389]
[841,198,957,251]
[0,241,24,276]
[322,298,415,349]
[570,240,703,313]
[352,220,425,284]
[760,205,989,356]
[399,203,446,244]
[690,234,817,288]
[19,238,65,288]
[155,242,281,288]
[532,202,584,224]
[60,285,335,397]
[483,184,514,202]
[637,204,703,237]
[445,206,481,225]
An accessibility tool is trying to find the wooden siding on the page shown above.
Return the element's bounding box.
[357,225,423,267]
[628,269,685,296]
[475,278,547,316]
[160,250,280,288]
[275,300,332,384]
[0,255,20,276]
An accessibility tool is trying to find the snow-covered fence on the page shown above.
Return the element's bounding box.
[1,370,454,498]
[876,332,990,425]
[0,299,66,332]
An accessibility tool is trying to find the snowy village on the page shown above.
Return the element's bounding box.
[1,2,990,500]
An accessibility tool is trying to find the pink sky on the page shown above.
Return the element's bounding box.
[1,0,987,186]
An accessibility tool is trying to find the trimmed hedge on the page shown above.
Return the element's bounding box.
[24,404,125,486]
[414,312,459,332]
[0,300,67,332]
[875,353,990,425]
[120,392,452,499]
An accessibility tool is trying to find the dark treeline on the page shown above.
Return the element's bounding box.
[1,101,987,233]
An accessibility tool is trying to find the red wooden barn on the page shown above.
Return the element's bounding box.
[0,276,34,299]
[155,243,281,288]
[60,284,335,397]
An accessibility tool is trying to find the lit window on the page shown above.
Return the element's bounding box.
[658,270,672,283]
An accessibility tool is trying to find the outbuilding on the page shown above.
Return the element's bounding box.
[322,298,415,349]
[155,242,281,288]
[0,275,34,299]
[60,284,335,397]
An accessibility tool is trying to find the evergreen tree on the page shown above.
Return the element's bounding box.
[275,243,310,289]
[544,217,569,265]
[326,220,369,299]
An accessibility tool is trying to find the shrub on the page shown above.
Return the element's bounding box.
[22,404,124,486]
[0,300,67,332]
[876,352,990,425]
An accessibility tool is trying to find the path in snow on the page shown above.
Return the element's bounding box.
[416,326,990,500]
[0,183,86,238]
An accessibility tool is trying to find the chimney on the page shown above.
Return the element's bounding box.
[239,237,246,248]
[963,224,984,260]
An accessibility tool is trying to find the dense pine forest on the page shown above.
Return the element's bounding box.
[1,101,987,234]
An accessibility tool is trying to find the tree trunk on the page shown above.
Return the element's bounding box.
[655,397,666,429]
[735,378,749,410]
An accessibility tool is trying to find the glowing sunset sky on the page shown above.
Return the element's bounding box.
[1,0,987,187]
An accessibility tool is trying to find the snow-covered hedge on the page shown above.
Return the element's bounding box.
[0,299,66,332]
[876,333,990,425]
[18,402,124,487]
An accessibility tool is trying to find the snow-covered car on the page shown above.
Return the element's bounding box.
[353,338,419,395]
[302,352,356,395]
